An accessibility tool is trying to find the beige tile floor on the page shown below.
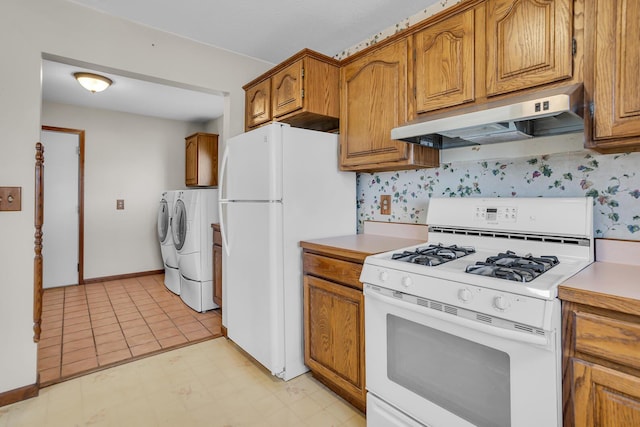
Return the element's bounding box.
[1,338,366,427]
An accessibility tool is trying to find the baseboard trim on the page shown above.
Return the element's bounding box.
[0,381,39,408]
[83,269,164,285]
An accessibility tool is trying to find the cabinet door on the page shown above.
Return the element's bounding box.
[213,242,222,307]
[340,40,411,168]
[414,8,475,113]
[585,0,640,150]
[486,0,573,96]
[304,275,365,407]
[185,135,198,186]
[272,60,303,118]
[245,79,271,128]
[572,359,640,427]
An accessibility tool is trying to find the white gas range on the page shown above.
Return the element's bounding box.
[361,197,593,427]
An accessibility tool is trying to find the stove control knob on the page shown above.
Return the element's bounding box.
[493,296,510,311]
[379,271,389,282]
[458,288,472,303]
[401,276,412,288]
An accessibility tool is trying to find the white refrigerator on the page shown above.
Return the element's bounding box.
[219,122,355,381]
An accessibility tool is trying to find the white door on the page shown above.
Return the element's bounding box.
[221,123,283,201]
[41,129,80,288]
[222,200,284,376]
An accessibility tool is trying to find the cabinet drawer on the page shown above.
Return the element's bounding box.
[303,253,363,290]
[574,311,640,369]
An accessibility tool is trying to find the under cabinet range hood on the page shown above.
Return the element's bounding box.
[392,84,585,149]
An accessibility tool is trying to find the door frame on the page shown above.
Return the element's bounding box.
[40,126,85,285]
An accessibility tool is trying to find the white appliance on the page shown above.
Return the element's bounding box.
[360,197,593,427]
[172,188,219,312]
[157,190,180,294]
[219,122,356,381]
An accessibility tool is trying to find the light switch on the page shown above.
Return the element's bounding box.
[116,199,125,210]
[0,187,22,211]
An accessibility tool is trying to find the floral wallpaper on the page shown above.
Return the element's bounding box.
[357,149,640,240]
[334,0,462,60]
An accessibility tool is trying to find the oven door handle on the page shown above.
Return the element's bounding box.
[366,287,549,347]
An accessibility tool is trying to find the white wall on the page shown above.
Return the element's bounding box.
[42,101,198,279]
[0,0,271,394]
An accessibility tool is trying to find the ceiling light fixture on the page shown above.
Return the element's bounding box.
[73,72,113,93]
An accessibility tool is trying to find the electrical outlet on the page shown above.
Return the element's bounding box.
[0,187,22,211]
[380,195,391,215]
[116,199,125,210]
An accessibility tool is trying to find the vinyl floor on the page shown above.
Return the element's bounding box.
[3,339,367,426]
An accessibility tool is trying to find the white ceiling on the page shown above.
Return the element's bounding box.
[42,59,225,122]
[44,0,439,122]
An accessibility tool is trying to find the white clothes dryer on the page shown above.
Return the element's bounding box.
[157,190,180,294]
[172,188,219,312]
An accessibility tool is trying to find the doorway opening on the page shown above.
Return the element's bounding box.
[40,126,85,287]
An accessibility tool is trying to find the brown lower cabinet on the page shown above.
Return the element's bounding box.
[303,251,366,412]
[212,224,222,309]
[300,234,427,413]
[560,292,640,426]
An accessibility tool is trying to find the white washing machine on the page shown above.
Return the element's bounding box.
[172,188,219,312]
[157,191,180,295]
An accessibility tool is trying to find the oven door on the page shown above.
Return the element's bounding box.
[364,284,561,427]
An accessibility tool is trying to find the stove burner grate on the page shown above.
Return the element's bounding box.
[392,244,475,266]
[466,250,560,282]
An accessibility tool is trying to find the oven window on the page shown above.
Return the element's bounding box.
[387,314,511,427]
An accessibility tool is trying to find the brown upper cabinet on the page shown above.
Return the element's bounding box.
[485,0,574,96]
[245,79,271,129]
[185,132,218,187]
[414,8,476,114]
[410,0,577,121]
[340,39,439,171]
[584,0,640,153]
[243,49,340,132]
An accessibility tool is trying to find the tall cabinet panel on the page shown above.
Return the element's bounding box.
[414,8,476,114]
[185,132,218,187]
[340,39,438,171]
[584,0,640,153]
[485,0,573,96]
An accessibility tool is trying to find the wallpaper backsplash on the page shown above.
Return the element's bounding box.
[357,148,640,240]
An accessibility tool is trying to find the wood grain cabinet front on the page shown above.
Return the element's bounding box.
[485,0,574,96]
[245,79,272,129]
[302,251,366,413]
[562,301,640,426]
[584,0,640,153]
[413,7,476,114]
[243,49,340,132]
[212,224,222,309]
[340,39,439,172]
[185,132,218,187]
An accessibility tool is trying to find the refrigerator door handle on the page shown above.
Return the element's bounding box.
[219,145,229,201]
[219,202,230,256]
[218,147,230,256]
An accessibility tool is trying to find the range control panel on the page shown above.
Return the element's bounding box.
[474,206,517,223]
